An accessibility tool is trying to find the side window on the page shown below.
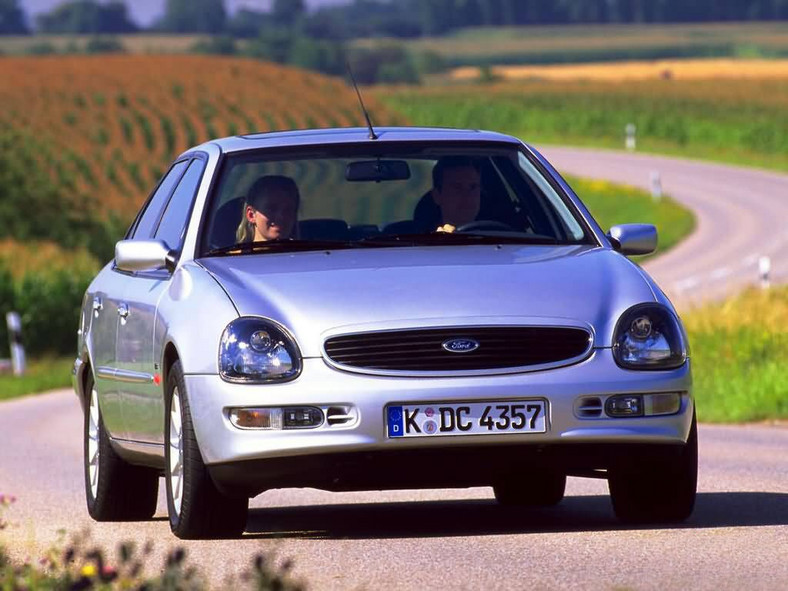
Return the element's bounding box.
[131,160,190,240]
[154,159,206,251]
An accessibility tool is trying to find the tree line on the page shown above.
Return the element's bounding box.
[1,0,786,36]
[1,0,785,84]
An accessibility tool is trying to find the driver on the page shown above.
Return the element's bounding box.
[430,156,481,233]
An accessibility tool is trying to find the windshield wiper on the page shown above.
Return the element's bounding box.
[203,240,357,257]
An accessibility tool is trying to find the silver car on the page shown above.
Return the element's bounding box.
[72,127,696,539]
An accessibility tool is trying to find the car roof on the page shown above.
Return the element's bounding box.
[195,127,524,154]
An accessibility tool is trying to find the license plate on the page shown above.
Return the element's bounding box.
[387,400,547,438]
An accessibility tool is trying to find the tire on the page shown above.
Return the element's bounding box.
[165,361,248,539]
[493,472,566,507]
[608,413,698,524]
[83,373,159,521]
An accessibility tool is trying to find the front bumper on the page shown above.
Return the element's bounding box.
[185,349,693,493]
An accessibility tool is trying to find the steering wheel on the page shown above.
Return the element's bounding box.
[455,220,514,233]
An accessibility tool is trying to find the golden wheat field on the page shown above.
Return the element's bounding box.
[451,58,788,82]
[0,55,400,221]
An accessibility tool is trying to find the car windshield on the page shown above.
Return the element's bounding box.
[199,144,594,256]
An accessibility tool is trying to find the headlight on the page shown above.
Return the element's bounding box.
[612,304,687,370]
[219,317,302,383]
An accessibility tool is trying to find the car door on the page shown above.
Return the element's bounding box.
[99,159,189,442]
[87,267,126,439]
[117,156,207,444]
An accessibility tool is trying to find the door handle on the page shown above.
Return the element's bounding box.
[92,296,103,316]
[117,303,130,320]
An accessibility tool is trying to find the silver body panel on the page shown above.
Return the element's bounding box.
[72,127,693,492]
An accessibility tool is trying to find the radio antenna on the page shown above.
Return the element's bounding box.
[346,62,378,140]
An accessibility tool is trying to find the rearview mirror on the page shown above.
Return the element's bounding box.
[346,159,411,182]
[115,240,177,273]
[607,224,658,256]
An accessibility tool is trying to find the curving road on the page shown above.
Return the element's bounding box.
[2,151,788,589]
[540,147,788,308]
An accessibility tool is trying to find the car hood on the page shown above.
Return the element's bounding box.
[198,245,657,357]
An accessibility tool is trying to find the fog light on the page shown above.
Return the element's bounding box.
[644,393,681,416]
[230,408,283,430]
[605,395,643,417]
[283,407,324,429]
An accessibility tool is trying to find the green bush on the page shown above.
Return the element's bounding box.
[0,266,14,358]
[190,35,238,55]
[13,268,93,357]
[84,36,125,54]
[24,42,58,56]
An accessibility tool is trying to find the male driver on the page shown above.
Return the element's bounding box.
[430,156,482,232]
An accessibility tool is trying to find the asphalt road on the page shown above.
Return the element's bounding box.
[2,151,787,589]
[1,389,786,590]
[541,147,788,307]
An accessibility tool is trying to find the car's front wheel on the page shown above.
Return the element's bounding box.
[83,373,159,521]
[608,413,698,523]
[165,361,248,539]
[493,471,566,507]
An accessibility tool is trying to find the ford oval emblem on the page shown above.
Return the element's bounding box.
[442,338,480,354]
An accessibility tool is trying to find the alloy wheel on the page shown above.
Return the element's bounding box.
[168,386,185,516]
[87,387,100,500]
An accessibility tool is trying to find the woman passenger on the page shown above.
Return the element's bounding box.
[236,175,300,243]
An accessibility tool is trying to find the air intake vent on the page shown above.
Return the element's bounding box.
[326,406,355,426]
[324,326,592,374]
[575,396,603,418]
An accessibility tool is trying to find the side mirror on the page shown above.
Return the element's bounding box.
[607,224,658,256]
[115,240,177,273]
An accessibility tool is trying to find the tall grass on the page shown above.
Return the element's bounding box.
[684,286,788,423]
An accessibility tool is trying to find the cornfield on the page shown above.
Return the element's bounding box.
[0,55,401,222]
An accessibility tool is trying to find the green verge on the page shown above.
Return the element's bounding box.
[682,286,788,423]
[566,175,695,258]
[0,358,75,402]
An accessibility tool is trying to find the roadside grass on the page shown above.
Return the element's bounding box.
[0,358,75,402]
[683,286,788,423]
[566,175,695,257]
[375,78,788,173]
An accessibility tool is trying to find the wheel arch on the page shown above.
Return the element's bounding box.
[162,341,181,393]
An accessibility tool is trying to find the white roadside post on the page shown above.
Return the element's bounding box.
[625,123,636,151]
[6,312,26,376]
[758,256,771,289]
[650,170,663,201]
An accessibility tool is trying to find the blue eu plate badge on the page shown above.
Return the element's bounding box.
[387,406,404,437]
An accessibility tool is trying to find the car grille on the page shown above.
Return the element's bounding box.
[323,327,592,373]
